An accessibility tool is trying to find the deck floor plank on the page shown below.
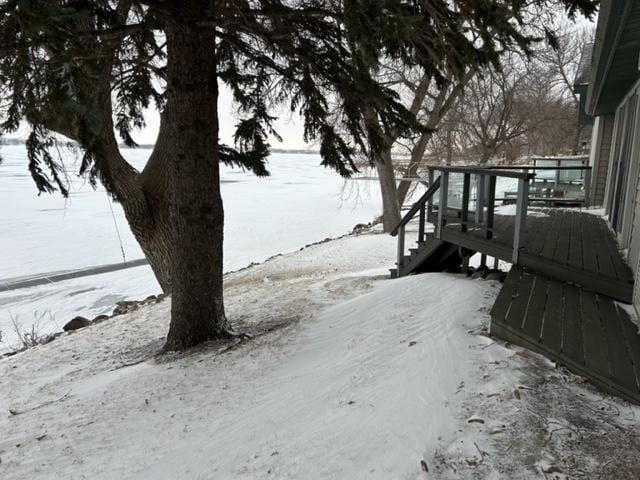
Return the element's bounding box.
[541,211,563,259]
[562,285,584,366]
[599,299,639,393]
[580,291,610,377]
[616,305,640,392]
[541,278,564,352]
[581,214,598,273]
[490,265,521,321]
[522,275,547,341]
[568,211,584,270]
[504,272,535,330]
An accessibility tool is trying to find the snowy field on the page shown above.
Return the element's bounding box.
[1,230,638,479]
[0,145,382,350]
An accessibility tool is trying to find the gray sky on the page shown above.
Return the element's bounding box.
[7,83,313,151]
[135,84,313,150]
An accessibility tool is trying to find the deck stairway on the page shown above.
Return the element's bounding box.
[390,165,639,404]
[390,234,461,277]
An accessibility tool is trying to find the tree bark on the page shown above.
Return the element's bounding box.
[396,131,433,207]
[571,124,583,155]
[91,51,175,294]
[375,148,401,232]
[162,10,231,351]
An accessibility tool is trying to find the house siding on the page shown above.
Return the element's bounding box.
[592,115,615,206]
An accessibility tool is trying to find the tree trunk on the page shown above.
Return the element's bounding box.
[41,5,177,296]
[162,12,231,351]
[396,131,433,207]
[375,148,401,232]
[571,124,583,155]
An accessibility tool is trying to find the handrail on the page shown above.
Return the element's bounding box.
[488,165,592,171]
[428,165,535,180]
[390,176,441,236]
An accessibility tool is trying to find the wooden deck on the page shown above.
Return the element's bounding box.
[491,266,640,405]
[391,167,639,405]
[429,209,634,302]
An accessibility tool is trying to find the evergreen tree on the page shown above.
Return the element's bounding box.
[0,0,597,351]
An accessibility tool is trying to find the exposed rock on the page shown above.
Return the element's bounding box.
[485,271,507,282]
[63,316,92,332]
[470,270,486,280]
[92,314,110,324]
[352,222,372,234]
[41,332,64,344]
[144,295,157,304]
[112,301,139,316]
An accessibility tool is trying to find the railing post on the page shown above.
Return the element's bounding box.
[436,171,449,240]
[513,173,529,263]
[486,175,496,240]
[476,174,485,226]
[427,169,435,219]
[418,203,426,243]
[461,173,470,233]
[397,225,405,269]
[584,168,592,208]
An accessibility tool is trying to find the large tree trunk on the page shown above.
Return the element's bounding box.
[98,134,175,294]
[571,124,584,155]
[162,10,231,351]
[90,70,175,294]
[375,148,402,232]
[396,131,433,207]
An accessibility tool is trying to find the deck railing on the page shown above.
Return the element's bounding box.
[390,176,441,270]
[489,165,593,207]
[391,166,536,270]
[432,166,535,263]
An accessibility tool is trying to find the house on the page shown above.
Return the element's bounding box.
[390,0,640,404]
[583,0,640,316]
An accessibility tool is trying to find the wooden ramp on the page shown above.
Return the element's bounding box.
[491,266,640,405]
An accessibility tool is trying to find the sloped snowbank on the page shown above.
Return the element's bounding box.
[1,232,639,479]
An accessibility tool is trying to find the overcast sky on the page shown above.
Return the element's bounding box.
[134,84,313,150]
[6,83,313,151]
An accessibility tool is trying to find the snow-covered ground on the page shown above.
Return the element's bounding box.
[0,146,382,350]
[1,230,638,479]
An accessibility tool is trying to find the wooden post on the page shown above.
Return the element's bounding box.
[486,175,496,240]
[436,171,449,240]
[462,254,470,274]
[427,169,435,219]
[461,173,470,233]
[418,203,426,244]
[476,174,485,227]
[397,225,405,269]
[584,168,592,208]
[512,174,529,263]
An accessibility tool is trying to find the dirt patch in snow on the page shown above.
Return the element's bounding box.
[432,318,640,479]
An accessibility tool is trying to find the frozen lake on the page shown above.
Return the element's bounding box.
[0,145,382,350]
